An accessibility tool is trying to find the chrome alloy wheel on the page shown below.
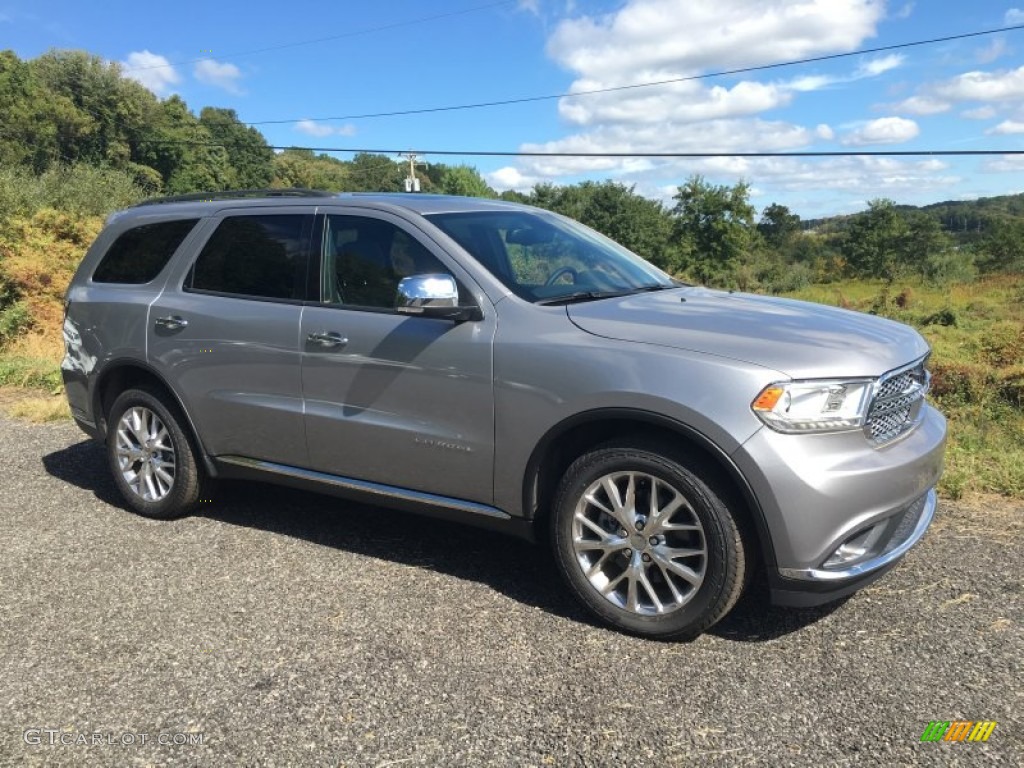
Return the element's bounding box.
[115,406,176,502]
[571,471,707,616]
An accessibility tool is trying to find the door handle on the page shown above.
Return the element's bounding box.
[307,331,348,348]
[155,315,188,330]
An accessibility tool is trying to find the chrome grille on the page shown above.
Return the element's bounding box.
[865,359,930,444]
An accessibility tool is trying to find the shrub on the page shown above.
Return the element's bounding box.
[0,301,31,346]
[0,164,144,222]
[922,249,977,286]
[929,361,993,403]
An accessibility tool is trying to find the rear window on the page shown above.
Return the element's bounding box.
[187,214,313,301]
[92,219,198,284]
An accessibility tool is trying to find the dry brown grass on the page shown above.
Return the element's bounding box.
[0,387,70,422]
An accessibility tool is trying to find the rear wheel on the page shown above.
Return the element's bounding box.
[551,443,748,639]
[106,387,204,519]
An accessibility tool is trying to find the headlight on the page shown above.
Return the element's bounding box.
[751,379,874,434]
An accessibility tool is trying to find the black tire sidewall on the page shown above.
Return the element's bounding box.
[106,388,201,519]
[551,447,740,639]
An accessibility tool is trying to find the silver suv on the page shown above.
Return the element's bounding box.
[62,190,946,638]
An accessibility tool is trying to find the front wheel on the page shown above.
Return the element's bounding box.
[551,443,748,639]
[106,387,205,519]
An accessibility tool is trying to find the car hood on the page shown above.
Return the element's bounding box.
[566,287,930,379]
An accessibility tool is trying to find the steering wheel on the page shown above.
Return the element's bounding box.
[545,266,578,286]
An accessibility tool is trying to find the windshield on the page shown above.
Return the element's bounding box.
[425,210,674,303]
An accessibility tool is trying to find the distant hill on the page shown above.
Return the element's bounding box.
[804,192,1024,241]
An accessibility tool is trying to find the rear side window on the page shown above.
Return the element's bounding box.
[92,219,198,284]
[188,214,313,301]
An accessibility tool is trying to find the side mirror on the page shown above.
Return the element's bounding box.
[395,274,479,321]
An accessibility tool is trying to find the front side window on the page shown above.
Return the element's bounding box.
[425,210,673,303]
[189,214,313,300]
[93,219,198,284]
[323,215,456,309]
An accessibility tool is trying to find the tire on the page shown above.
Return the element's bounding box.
[551,442,749,639]
[106,387,205,519]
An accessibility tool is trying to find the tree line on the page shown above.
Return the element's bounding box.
[2,48,1021,289]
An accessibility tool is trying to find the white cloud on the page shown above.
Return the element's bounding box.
[932,65,1024,102]
[856,54,904,77]
[559,78,792,126]
[841,116,920,145]
[487,166,547,192]
[983,154,1024,172]
[121,50,180,95]
[295,120,357,137]
[815,123,835,140]
[1005,9,1024,25]
[891,95,951,115]
[546,1,892,128]
[193,59,243,94]
[517,0,540,14]
[547,0,884,81]
[962,106,997,119]
[894,2,914,19]
[987,119,1024,134]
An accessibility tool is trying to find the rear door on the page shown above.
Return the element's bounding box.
[299,209,496,504]
[147,208,314,466]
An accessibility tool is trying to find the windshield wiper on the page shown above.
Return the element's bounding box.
[537,284,675,306]
[536,290,632,306]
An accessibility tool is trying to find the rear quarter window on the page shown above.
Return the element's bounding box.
[92,219,199,284]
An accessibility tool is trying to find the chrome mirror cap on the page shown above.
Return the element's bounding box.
[396,274,460,316]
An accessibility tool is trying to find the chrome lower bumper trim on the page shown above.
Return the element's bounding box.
[778,488,937,582]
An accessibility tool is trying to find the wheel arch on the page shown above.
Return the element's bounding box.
[522,408,777,569]
[92,360,216,476]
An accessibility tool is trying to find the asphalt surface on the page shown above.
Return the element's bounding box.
[0,415,1020,767]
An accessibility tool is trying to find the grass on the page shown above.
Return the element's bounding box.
[785,275,1024,499]
[0,390,70,422]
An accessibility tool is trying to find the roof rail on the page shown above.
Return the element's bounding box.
[132,188,336,207]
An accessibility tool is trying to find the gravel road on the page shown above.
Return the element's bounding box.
[0,415,1020,767]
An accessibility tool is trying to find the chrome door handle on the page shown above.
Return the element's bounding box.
[307,331,348,347]
[155,315,188,330]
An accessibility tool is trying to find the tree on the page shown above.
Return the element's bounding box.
[553,181,674,268]
[840,198,908,280]
[346,153,405,192]
[671,175,757,282]
[439,165,495,198]
[758,203,801,247]
[199,107,274,189]
[979,218,1024,273]
[271,149,349,190]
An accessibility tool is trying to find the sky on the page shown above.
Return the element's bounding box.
[4,0,1024,216]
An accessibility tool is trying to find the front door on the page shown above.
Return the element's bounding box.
[300,210,495,504]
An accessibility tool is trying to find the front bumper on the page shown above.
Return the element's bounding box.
[769,488,936,606]
[732,403,946,606]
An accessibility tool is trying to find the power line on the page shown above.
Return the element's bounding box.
[240,23,1024,126]
[131,138,1024,158]
[120,0,516,73]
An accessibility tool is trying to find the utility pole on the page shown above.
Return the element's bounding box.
[399,151,425,192]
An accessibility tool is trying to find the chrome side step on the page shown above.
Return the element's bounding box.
[216,455,511,520]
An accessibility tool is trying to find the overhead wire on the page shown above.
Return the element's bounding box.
[237,23,1024,126]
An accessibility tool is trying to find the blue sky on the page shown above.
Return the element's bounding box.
[5,0,1024,216]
